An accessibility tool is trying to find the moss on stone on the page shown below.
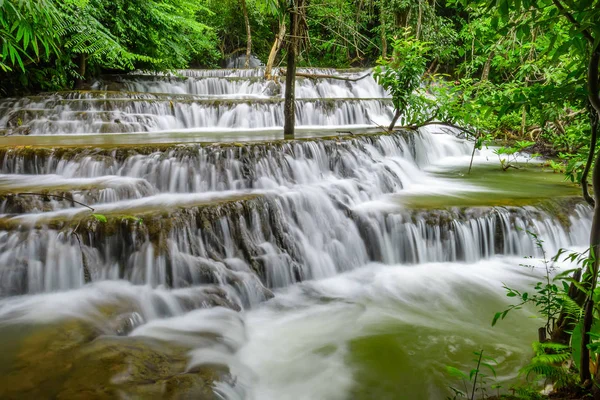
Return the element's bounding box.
[0,319,219,400]
[0,128,406,155]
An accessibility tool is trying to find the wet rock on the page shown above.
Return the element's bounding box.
[111,312,145,336]
[0,319,221,400]
[263,80,281,97]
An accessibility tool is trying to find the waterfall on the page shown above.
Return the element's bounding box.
[0,129,590,297]
[0,67,591,400]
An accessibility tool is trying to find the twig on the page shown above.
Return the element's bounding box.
[13,193,95,284]
[15,192,95,212]
[468,132,478,174]
[72,230,92,284]
[551,0,594,43]
[368,117,391,133]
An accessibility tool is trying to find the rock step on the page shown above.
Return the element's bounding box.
[0,174,155,213]
[3,95,389,107]
[0,191,260,229]
[0,97,393,135]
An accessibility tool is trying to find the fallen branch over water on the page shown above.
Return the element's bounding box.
[399,120,478,139]
[397,120,480,174]
[15,192,95,211]
[279,68,372,82]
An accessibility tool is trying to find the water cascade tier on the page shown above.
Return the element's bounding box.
[0,68,391,136]
[0,68,591,399]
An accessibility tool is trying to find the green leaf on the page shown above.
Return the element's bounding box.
[92,214,107,223]
[481,362,497,377]
[445,366,468,379]
[492,311,502,326]
[469,368,478,380]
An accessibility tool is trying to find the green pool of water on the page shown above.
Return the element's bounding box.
[396,163,580,209]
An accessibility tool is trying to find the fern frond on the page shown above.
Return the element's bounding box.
[532,341,570,354]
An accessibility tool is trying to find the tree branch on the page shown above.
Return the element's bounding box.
[400,120,478,139]
[589,46,600,116]
[15,192,95,212]
[551,0,595,43]
[582,103,597,207]
[280,68,372,82]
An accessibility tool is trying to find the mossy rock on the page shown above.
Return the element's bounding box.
[0,319,220,400]
[0,128,409,155]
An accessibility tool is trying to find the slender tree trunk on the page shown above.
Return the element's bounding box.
[520,106,527,136]
[265,20,287,80]
[416,0,422,40]
[380,2,387,58]
[581,44,600,385]
[581,145,600,384]
[426,58,438,76]
[284,1,299,139]
[389,109,401,131]
[76,54,87,89]
[480,51,494,81]
[583,103,598,207]
[588,44,600,115]
[552,45,600,348]
[241,0,252,68]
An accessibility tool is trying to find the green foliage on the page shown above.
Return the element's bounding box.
[520,342,577,389]
[0,0,61,72]
[92,213,143,224]
[492,240,600,390]
[492,140,536,171]
[120,215,143,224]
[493,232,581,336]
[508,386,547,400]
[92,214,107,223]
[0,0,219,95]
[374,31,433,126]
[445,350,500,400]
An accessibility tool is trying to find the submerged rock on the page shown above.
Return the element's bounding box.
[0,319,220,399]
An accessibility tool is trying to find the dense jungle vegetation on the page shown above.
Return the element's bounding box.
[2,0,600,397]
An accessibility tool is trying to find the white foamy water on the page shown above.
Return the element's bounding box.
[234,257,551,399]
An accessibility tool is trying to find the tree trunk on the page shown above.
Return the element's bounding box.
[283,1,299,139]
[265,20,287,80]
[416,0,422,40]
[481,51,494,81]
[521,106,527,136]
[380,2,387,58]
[426,58,438,76]
[241,0,252,68]
[389,109,401,131]
[580,44,600,385]
[76,54,87,89]
[583,103,598,207]
[552,44,600,348]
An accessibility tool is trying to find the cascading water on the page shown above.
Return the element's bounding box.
[0,68,591,399]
